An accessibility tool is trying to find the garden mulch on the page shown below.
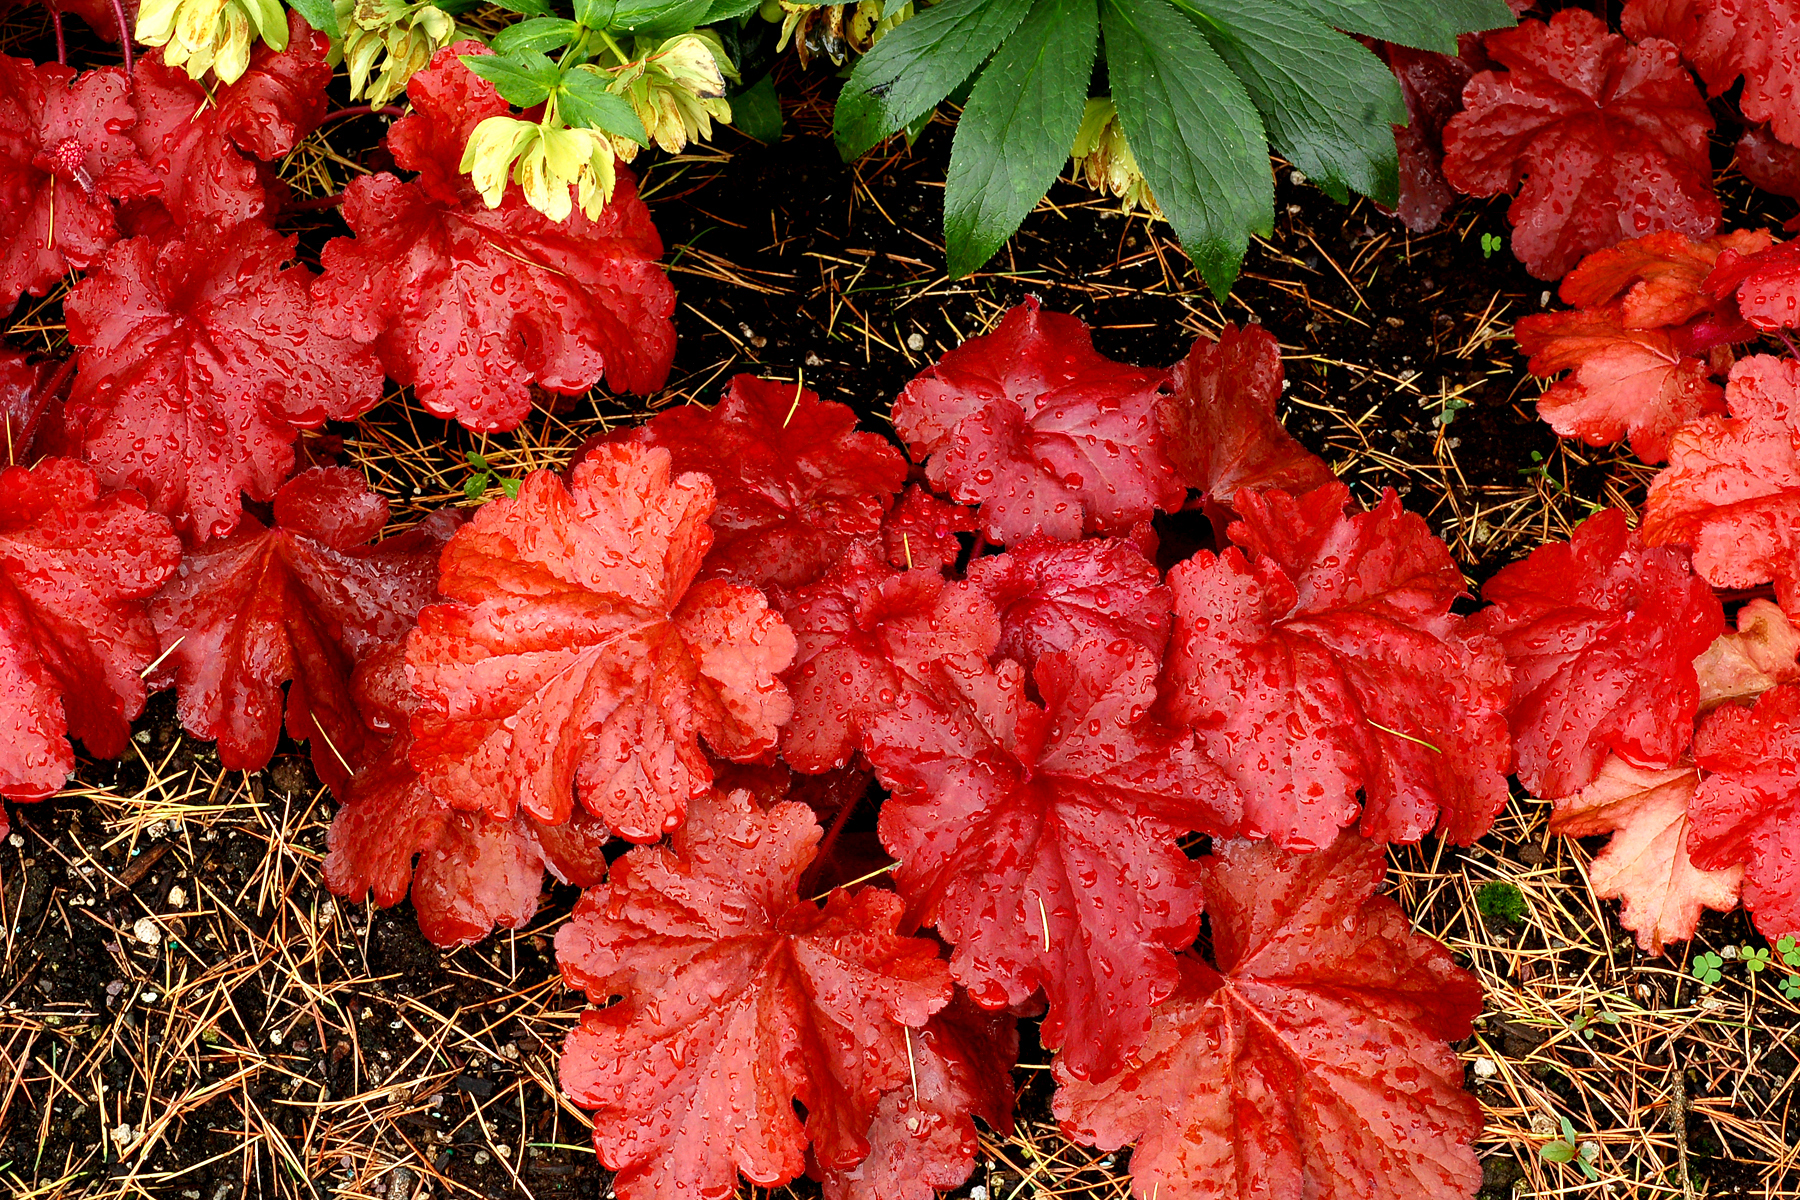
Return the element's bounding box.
[4,22,1800,1199]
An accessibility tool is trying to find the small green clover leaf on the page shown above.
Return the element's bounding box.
[1780,975,1800,1002]
[1744,946,1774,973]
[1779,935,1800,969]
[1693,952,1725,985]
[1480,232,1502,258]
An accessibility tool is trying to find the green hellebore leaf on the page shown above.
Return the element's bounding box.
[561,68,650,142]
[492,17,583,54]
[462,51,563,108]
[1287,0,1513,53]
[704,0,765,18]
[287,0,341,38]
[943,0,1096,278]
[731,72,784,143]
[490,0,558,15]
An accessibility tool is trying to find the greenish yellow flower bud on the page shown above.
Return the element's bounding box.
[1071,98,1161,219]
[610,33,733,156]
[341,0,459,107]
[460,117,618,223]
[136,0,281,84]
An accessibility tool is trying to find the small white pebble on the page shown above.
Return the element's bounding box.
[906,332,925,352]
[140,991,158,1003]
[969,1189,989,1200]
[317,899,336,926]
[474,1151,490,1165]
[501,1043,520,1060]
[804,351,823,366]
[134,730,152,744]
[133,917,161,946]
[1289,169,1308,186]
[166,886,186,908]
[1721,944,1739,959]
[1472,1056,1497,1078]
[269,1028,284,1045]
[1540,290,1552,306]
[111,1123,133,1151]
[496,1144,511,1158]
[8,833,23,848]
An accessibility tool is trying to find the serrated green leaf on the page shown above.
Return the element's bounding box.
[605,0,712,32]
[575,0,616,28]
[560,68,650,141]
[462,52,563,108]
[1176,0,1403,206]
[833,0,1037,160]
[492,17,583,53]
[944,0,1096,277]
[287,0,342,38]
[490,0,558,15]
[730,72,784,143]
[1100,0,1269,298]
[704,0,765,19]
[1287,0,1512,53]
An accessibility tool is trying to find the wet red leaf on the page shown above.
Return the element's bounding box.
[1735,124,1800,199]
[1054,834,1484,1200]
[1705,240,1800,333]
[1623,0,1800,147]
[150,467,455,794]
[614,376,909,589]
[1642,355,1800,608]
[404,443,795,841]
[778,545,998,773]
[892,300,1182,544]
[1690,683,1800,941]
[1695,598,1800,710]
[61,222,384,541]
[554,788,952,1200]
[1379,43,1474,233]
[1161,481,1512,849]
[1474,508,1723,799]
[0,349,59,460]
[0,457,179,801]
[861,639,1238,1082]
[313,44,675,431]
[1560,229,1773,332]
[0,58,157,308]
[881,483,975,573]
[1550,757,1741,952]
[1442,10,1719,280]
[965,535,1169,677]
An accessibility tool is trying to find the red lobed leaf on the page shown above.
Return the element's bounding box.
[1559,229,1773,332]
[861,639,1238,1081]
[1690,683,1800,941]
[1695,598,1800,710]
[1379,43,1474,233]
[1641,354,1800,608]
[1735,124,1800,199]
[1054,833,1484,1200]
[965,535,1170,677]
[778,545,998,773]
[553,788,953,1200]
[892,300,1182,544]
[0,348,59,461]
[0,457,179,800]
[881,483,975,573]
[818,993,1017,1200]
[1549,757,1741,953]
[613,376,909,589]
[1161,481,1512,849]
[1474,508,1723,799]
[1623,0,1800,147]
[150,468,455,794]
[61,222,385,540]
[1442,10,1719,280]
[1154,323,1333,521]
[404,443,796,841]
[313,45,675,431]
[0,58,158,308]
[1705,240,1800,333]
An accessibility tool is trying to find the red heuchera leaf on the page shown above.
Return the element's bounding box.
[892,300,1182,544]
[1515,308,1726,463]
[0,457,179,800]
[1623,0,1800,146]
[1379,43,1474,233]
[779,545,998,773]
[1705,240,1800,332]
[61,222,385,540]
[881,483,975,573]
[324,645,612,946]
[1441,10,1719,280]
[1641,355,1800,608]
[819,994,1017,1200]
[1155,323,1333,521]
[1695,598,1800,710]
[314,44,675,430]
[125,18,330,234]
[405,444,796,840]
[0,349,57,459]
[1736,124,1800,199]
[861,640,1238,1081]
[1549,757,1741,952]
[1473,508,1723,799]
[1559,229,1773,331]
[149,468,454,793]
[553,788,953,1200]
[614,376,909,589]
[0,59,157,308]
[1690,684,1800,940]
[965,535,1170,676]
[1054,834,1484,1200]
[1161,481,1512,849]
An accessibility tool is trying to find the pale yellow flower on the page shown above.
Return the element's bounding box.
[604,34,733,159]
[339,0,458,108]
[136,0,284,84]
[1071,98,1162,219]
[460,117,618,222]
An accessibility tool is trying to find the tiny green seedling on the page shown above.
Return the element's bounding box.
[1743,945,1774,973]
[1540,1116,1600,1180]
[465,451,523,503]
[1480,232,1503,258]
[1693,951,1725,985]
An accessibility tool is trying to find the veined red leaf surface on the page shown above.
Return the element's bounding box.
[1380,43,1474,233]
[1690,684,1800,941]
[881,483,976,573]
[1161,482,1512,849]
[554,788,952,1200]
[861,640,1237,1082]
[965,535,1170,677]
[1054,834,1484,1200]
[404,443,795,840]
[1706,240,1800,333]
[1623,0,1800,146]
[1695,599,1800,710]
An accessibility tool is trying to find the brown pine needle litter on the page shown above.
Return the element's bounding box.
[6,65,1800,1200]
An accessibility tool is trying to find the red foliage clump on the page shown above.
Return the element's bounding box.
[966,534,1170,675]
[880,483,975,573]
[1623,0,1800,147]
[892,300,1182,544]
[1706,240,1800,333]
[0,458,179,804]
[1691,684,1800,941]
[1161,481,1512,850]
[1054,834,1484,1200]
[1475,508,1723,800]
[554,787,954,1200]
[404,443,795,841]
[1443,9,1719,280]
[1379,43,1475,233]
[313,45,675,431]
[610,376,909,589]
